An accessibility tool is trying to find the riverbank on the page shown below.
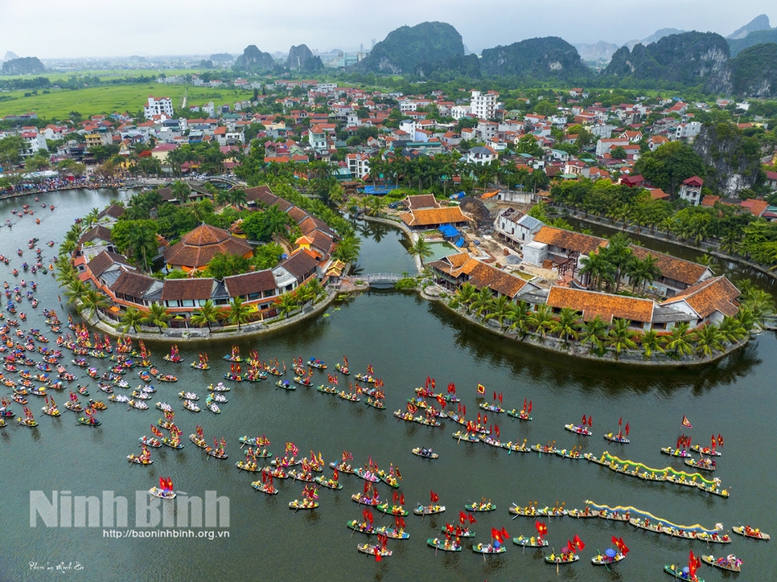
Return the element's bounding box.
[358,213,424,273]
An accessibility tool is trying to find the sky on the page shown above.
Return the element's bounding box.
[1,1,775,59]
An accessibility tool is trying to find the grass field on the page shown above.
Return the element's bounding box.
[0,83,254,119]
[0,68,211,82]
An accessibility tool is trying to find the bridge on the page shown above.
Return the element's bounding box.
[361,273,405,289]
[204,176,243,188]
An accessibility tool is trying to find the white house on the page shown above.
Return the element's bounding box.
[465,146,498,165]
[308,126,327,152]
[678,176,704,206]
[346,153,370,180]
[495,208,545,247]
[470,90,498,120]
[451,106,471,120]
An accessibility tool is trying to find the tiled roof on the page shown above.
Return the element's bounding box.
[97,204,125,220]
[629,245,710,286]
[547,287,655,323]
[163,224,252,269]
[244,185,277,206]
[79,225,114,245]
[286,206,309,224]
[299,216,334,237]
[111,271,155,299]
[533,226,608,255]
[399,206,472,227]
[280,250,318,280]
[224,270,277,297]
[160,278,215,301]
[87,250,132,279]
[661,276,740,319]
[406,194,440,210]
[429,253,527,298]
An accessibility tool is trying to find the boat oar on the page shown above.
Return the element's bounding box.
[597,548,611,574]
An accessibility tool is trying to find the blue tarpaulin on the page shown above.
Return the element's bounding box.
[438,224,460,238]
[454,238,466,247]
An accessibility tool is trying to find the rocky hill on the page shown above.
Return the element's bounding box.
[602,32,728,85]
[729,28,777,57]
[480,36,590,80]
[1,56,45,75]
[286,45,323,72]
[706,43,777,98]
[574,41,621,63]
[233,45,275,72]
[353,22,464,74]
[415,54,481,79]
[727,14,771,40]
[693,122,764,195]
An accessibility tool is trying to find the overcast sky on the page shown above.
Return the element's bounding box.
[1,1,774,59]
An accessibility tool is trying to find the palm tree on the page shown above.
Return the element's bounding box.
[529,304,553,339]
[81,288,110,321]
[736,307,756,333]
[332,234,361,264]
[144,303,171,332]
[456,283,477,314]
[602,233,633,292]
[579,316,607,354]
[640,329,664,359]
[302,278,326,304]
[275,292,299,319]
[409,235,434,265]
[608,318,638,358]
[507,300,531,337]
[665,322,693,358]
[718,315,746,343]
[120,307,144,333]
[85,207,100,227]
[627,255,661,296]
[227,296,251,330]
[190,300,219,331]
[693,324,724,359]
[485,295,512,330]
[363,196,385,217]
[64,278,88,306]
[740,289,774,326]
[551,307,580,345]
[470,287,493,318]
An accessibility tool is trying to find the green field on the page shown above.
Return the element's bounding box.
[0,68,210,83]
[0,83,255,119]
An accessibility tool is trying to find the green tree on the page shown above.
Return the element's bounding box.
[275,292,299,319]
[409,235,434,265]
[119,307,144,333]
[205,252,251,279]
[332,234,361,264]
[190,300,220,331]
[608,318,638,357]
[144,303,171,332]
[81,288,110,321]
[252,242,283,270]
[665,322,694,357]
[579,316,608,354]
[551,307,580,345]
[633,141,705,194]
[640,329,664,359]
[470,287,494,318]
[227,296,251,330]
[693,324,724,359]
[0,135,26,168]
[485,295,512,330]
[456,282,477,314]
[529,304,554,339]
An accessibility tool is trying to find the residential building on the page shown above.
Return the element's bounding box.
[678,176,704,206]
[494,208,544,247]
[143,96,174,120]
[470,90,499,120]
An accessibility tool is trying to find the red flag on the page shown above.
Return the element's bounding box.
[501,527,509,540]
[400,493,404,505]
[491,528,501,542]
[573,534,585,551]
[582,414,586,424]
[625,422,630,436]
[523,398,527,411]
[364,481,370,494]
[477,412,481,424]
[528,400,532,412]
[462,405,466,416]
[587,415,592,427]
[611,535,618,545]
[498,393,502,404]
[618,417,622,426]
[430,490,439,503]
[711,434,716,449]
[468,514,477,524]
[493,391,497,401]
[459,511,467,524]
[483,415,488,425]
[396,468,401,479]
[495,425,500,438]
[689,551,697,576]
[373,547,382,562]
[159,477,165,489]
[718,434,724,446]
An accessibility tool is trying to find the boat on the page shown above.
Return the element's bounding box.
[502,440,530,453]
[478,402,504,413]
[351,493,380,507]
[472,543,506,555]
[251,480,278,495]
[357,543,392,559]
[316,384,338,395]
[661,447,692,458]
[156,402,173,413]
[355,373,375,383]
[377,470,399,489]
[130,390,151,400]
[337,390,359,402]
[293,376,312,387]
[544,553,579,565]
[414,504,445,516]
[701,555,742,572]
[289,499,319,510]
[531,443,558,455]
[513,535,548,547]
[17,417,38,427]
[161,438,184,450]
[452,430,481,443]
[41,402,61,417]
[375,525,410,540]
[205,402,221,414]
[592,552,626,565]
[236,460,261,473]
[604,432,630,444]
[128,400,148,410]
[567,507,603,518]
[732,525,770,540]
[190,361,210,371]
[314,475,343,490]
[127,454,153,465]
[427,537,460,552]
[364,397,385,410]
[509,504,567,517]
[189,434,207,449]
[465,500,496,512]
[684,457,716,472]
[376,502,408,517]
[182,400,201,413]
[564,423,592,436]
[139,436,162,448]
[148,487,176,500]
[664,564,705,581]
[329,461,356,475]
[155,374,177,383]
[308,358,326,369]
[335,363,349,375]
[347,520,376,535]
[442,525,475,538]
[691,444,721,457]
[412,447,439,459]
[288,469,315,482]
[107,395,127,405]
[207,382,230,392]
[178,391,198,401]
[88,400,107,411]
[205,447,228,459]
[275,380,295,391]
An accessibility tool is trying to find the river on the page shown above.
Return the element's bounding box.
[2,189,775,581]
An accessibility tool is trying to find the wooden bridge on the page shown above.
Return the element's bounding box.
[362,273,405,288]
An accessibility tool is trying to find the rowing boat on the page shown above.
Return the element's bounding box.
[427,538,460,552]
[250,481,278,495]
[288,469,315,482]
[442,526,475,538]
[412,447,439,459]
[314,476,343,490]
[604,432,630,444]
[356,468,380,483]
[531,444,558,455]
[478,402,504,413]
[205,448,227,459]
[351,494,380,506]
[509,505,567,517]
[375,502,408,516]
[506,409,531,421]
[357,544,392,558]
[592,552,626,565]
[347,520,376,535]
[684,458,716,472]
[364,397,385,409]
[189,434,207,448]
[465,501,496,512]
[567,508,603,518]
[564,424,592,436]
[374,526,409,540]
[276,380,295,391]
[161,438,184,450]
[414,504,445,516]
[293,376,312,387]
[691,444,721,457]
[660,447,691,458]
[513,535,547,547]
[77,417,100,427]
[337,390,359,402]
[316,384,338,395]
[289,500,318,510]
[236,460,260,472]
[664,564,705,580]
[378,470,399,489]
[335,363,349,375]
[207,382,230,392]
[139,436,162,448]
[472,543,505,554]
[329,461,355,474]
[452,431,480,443]
[732,525,770,540]
[701,555,741,572]
[501,441,530,453]
[182,400,200,413]
[544,553,579,564]
[148,487,176,499]
[127,454,152,465]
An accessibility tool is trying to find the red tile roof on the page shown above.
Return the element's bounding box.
[163,224,252,269]
[629,245,711,286]
[661,276,740,319]
[533,226,608,255]
[547,287,654,323]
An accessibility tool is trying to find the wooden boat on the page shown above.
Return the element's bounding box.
[378,470,399,489]
[317,384,338,395]
[684,458,716,472]
[289,500,318,510]
[441,526,475,538]
[251,481,278,495]
[155,374,177,383]
[375,526,409,540]
[308,359,326,369]
[127,454,152,465]
[501,441,530,453]
[414,504,445,516]
[691,444,721,457]
[179,391,199,401]
[207,382,230,392]
[293,376,312,387]
[236,460,260,472]
[148,487,176,499]
[732,525,770,540]
[351,493,380,507]
[364,397,385,409]
[466,501,496,512]
[190,362,210,370]
[271,457,302,468]
[288,469,315,482]
[161,438,184,450]
[338,390,359,402]
[347,520,376,535]
[412,447,439,459]
[314,476,343,490]
[128,400,148,410]
[701,555,742,572]
[478,402,504,413]
[556,448,585,460]
[376,502,408,516]
[357,544,392,558]
[414,387,459,402]
[239,435,270,448]
[567,508,603,518]
[335,363,350,375]
[355,373,375,383]
[452,431,480,443]
[130,390,151,400]
[189,434,207,448]
[41,405,61,417]
[427,538,460,552]
[513,536,548,547]
[17,417,38,427]
[531,444,558,455]
[139,436,162,448]
[329,461,356,475]
[107,395,127,405]
[564,424,592,436]
[276,380,295,391]
[205,448,228,460]
[77,416,100,426]
[544,553,579,565]
[356,468,380,483]
[509,505,567,517]
[664,564,705,581]
[604,432,630,444]
[183,400,201,413]
[592,552,626,565]
[472,543,506,555]
[661,447,691,458]
[88,400,107,410]
[205,402,221,414]
[156,402,173,413]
